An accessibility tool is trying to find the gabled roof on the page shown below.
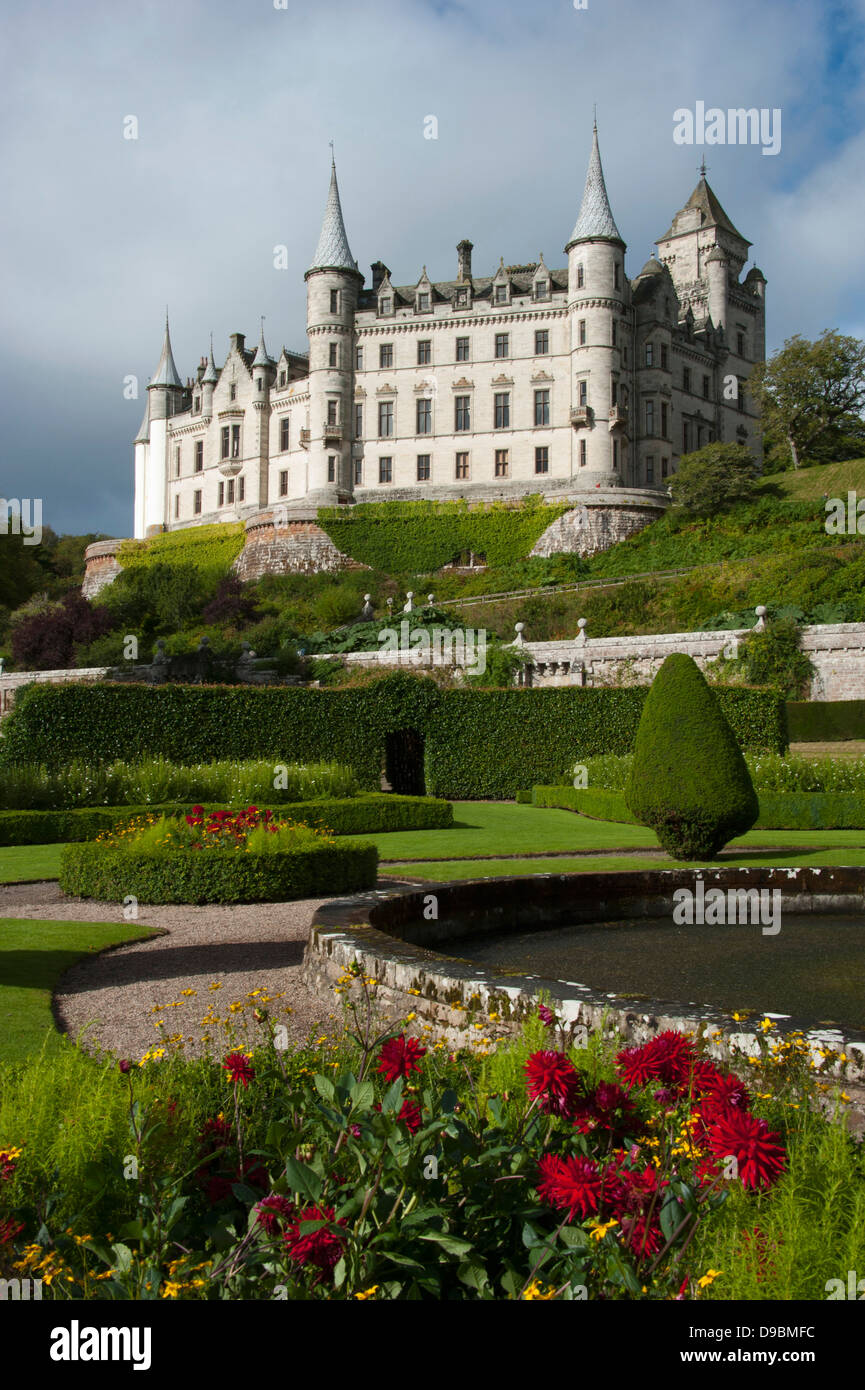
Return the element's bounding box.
[566,122,623,247]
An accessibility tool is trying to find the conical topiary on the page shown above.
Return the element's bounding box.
[625,653,759,859]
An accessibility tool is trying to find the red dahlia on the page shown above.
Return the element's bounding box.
[524,1050,583,1118]
[222,1051,255,1088]
[536,1153,602,1221]
[615,1030,696,1090]
[705,1110,786,1190]
[255,1193,295,1234]
[284,1204,346,1276]
[376,1034,427,1082]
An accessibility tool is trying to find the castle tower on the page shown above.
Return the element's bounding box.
[304,157,364,504]
[565,122,629,487]
[251,321,275,509]
[201,336,218,420]
[135,316,186,537]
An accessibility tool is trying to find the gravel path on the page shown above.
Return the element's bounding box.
[0,881,345,1063]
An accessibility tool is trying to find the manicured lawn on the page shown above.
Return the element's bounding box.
[0,843,66,883]
[0,918,158,1063]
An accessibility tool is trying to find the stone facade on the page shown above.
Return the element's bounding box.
[80,541,124,598]
[131,125,765,551]
[232,509,368,581]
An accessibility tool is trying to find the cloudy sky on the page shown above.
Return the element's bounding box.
[2,0,864,536]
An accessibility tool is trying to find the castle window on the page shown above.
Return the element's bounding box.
[494,448,509,476]
[218,481,225,506]
[614,263,621,290]
[174,494,180,519]
[455,452,469,479]
[380,343,393,368]
[330,289,339,313]
[417,340,431,365]
[193,396,200,414]
[683,366,691,393]
[327,399,338,426]
[238,475,245,502]
[329,342,338,368]
[417,292,430,312]
[645,342,654,367]
[455,396,470,432]
[416,454,431,481]
[613,440,619,469]
[195,440,204,472]
[355,346,363,370]
[227,479,235,504]
[494,392,510,429]
[193,489,202,515]
[230,383,236,402]
[454,288,468,308]
[578,319,587,346]
[612,321,618,348]
[417,399,432,434]
[495,285,508,304]
[280,418,290,451]
[660,345,668,370]
[379,457,392,483]
[645,400,655,436]
[579,438,587,467]
[534,280,548,300]
[661,402,668,437]
[327,456,336,483]
[661,458,668,478]
[737,330,746,356]
[737,379,746,412]
[221,427,230,459]
[535,329,549,355]
[683,419,692,452]
[175,446,181,477]
[456,336,470,362]
[354,403,363,439]
[703,375,711,400]
[378,401,394,437]
[257,379,263,392]
[535,446,549,474]
[578,379,588,407]
[577,265,584,289]
[646,456,655,483]
[379,297,392,315]
[495,332,509,359]
[534,389,550,426]
[231,424,240,458]
[279,470,288,496]
[354,458,363,485]
[279,370,287,387]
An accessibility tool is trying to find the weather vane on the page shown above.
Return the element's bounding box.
[698,158,709,177]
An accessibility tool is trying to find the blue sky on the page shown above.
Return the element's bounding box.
[2,0,864,536]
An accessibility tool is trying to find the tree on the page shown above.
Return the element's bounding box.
[625,653,759,860]
[668,442,759,515]
[749,330,865,470]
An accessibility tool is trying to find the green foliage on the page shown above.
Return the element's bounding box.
[0,795,453,848]
[668,443,760,515]
[625,654,760,859]
[317,497,569,573]
[58,839,379,904]
[712,618,814,700]
[533,783,865,831]
[532,785,639,824]
[0,675,788,802]
[116,523,245,582]
[95,562,220,636]
[749,329,865,470]
[786,700,865,743]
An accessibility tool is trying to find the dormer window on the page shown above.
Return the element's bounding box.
[417,292,430,312]
[534,280,549,301]
[193,396,200,413]
[279,370,287,386]
[454,287,468,308]
[379,296,393,316]
[495,284,508,305]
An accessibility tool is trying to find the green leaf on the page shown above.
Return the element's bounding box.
[333,1257,346,1290]
[380,1077,405,1114]
[110,1242,134,1274]
[418,1231,474,1257]
[560,1225,589,1250]
[349,1080,375,1112]
[283,1158,322,1204]
[313,1074,336,1104]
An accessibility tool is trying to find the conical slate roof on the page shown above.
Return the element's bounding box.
[134,392,150,443]
[150,316,183,388]
[567,123,623,247]
[253,323,273,367]
[309,160,357,273]
[202,338,219,385]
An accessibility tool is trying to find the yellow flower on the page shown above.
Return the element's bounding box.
[589,1219,618,1241]
[759,1017,775,1033]
[522,1279,557,1300]
[697,1269,723,1289]
[354,1285,379,1300]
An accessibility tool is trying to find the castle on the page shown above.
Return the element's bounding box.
[131,122,765,553]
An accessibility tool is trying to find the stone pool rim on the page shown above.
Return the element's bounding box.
[303,866,865,1101]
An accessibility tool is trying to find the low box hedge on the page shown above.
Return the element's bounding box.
[786,700,865,743]
[532,785,865,831]
[0,794,453,847]
[59,840,379,905]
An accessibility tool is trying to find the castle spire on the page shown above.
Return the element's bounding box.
[253,316,273,366]
[567,120,623,247]
[308,156,357,273]
[201,334,218,384]
[149,313,183,389]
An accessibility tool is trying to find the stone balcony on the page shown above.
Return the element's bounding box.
[569,405,592,427]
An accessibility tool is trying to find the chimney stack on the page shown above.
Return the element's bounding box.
[457,239,473,282]
[371,261,390,293]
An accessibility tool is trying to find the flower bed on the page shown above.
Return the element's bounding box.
[58,807,378,904]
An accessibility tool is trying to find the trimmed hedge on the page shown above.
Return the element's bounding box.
[317,497,569,573]
[0,675,787,800]
[532,785,865,831]
[0,794,453,847]
[59,840,379,905]
[116,522,245,581]
[786,700,865,743]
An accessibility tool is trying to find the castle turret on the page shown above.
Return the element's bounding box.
[135,316,186,537]
[304,157,363,504]
[251,321,275,509]
[565,121,628,487]
[201,336,218,420]
[705,244,729,333]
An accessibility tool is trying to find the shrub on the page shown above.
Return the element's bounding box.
[10,592,114,670]
[625,654,759,859]
[715,618,815,700]
[668,443,760,515]
[59,837,379,904]
[786,700,865,743]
